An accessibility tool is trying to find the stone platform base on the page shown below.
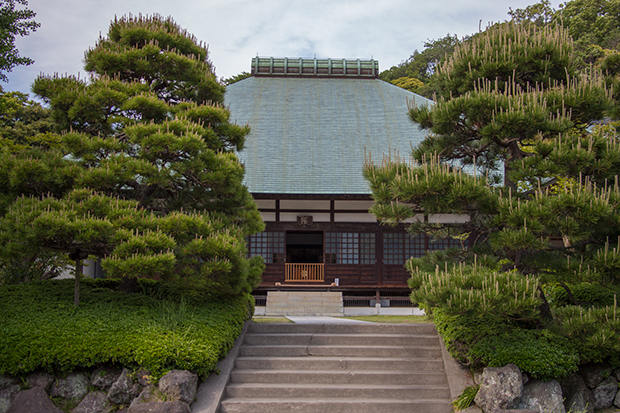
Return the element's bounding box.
[265,291,343,316]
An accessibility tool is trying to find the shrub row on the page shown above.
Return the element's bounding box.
[411,261,584,379]
[0,279,253,379]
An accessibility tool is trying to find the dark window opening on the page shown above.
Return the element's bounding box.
[286,231,323,264]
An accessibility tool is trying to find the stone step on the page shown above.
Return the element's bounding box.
[266,291,344,317]
[224,383,451,399]
[220,398,452,413]
[247,322,437,335]
[243,333,440,347]
[266,309,344,316]
[238,344,442,358]
[234,356,443,371]
[229,370,449,385]
[219,322,451,413]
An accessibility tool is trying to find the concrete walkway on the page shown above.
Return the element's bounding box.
[284,316,372,324]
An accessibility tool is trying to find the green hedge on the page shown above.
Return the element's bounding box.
[433,308,579,380]
[0,279,252,379]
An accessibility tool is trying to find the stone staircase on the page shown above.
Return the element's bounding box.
[219,323,453,413]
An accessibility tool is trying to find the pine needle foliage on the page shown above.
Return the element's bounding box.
[437,21,574,99]
[84,13,223,104]
[365,17,620,378]
[409,261,541,322]
[2,15,264,299]
[552,297,620,365]
[409,22,611,182]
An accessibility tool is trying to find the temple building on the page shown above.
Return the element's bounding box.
[225,57,463,309]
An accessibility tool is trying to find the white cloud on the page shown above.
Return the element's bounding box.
[3,0,562,94]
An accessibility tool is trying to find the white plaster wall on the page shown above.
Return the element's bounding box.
[256,199,276,209]
[334,213,377,223]
[260,212,276,222]
[334,200,375,210]
[280,200,330,210]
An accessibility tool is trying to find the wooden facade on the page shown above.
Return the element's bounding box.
[248,194,464,292]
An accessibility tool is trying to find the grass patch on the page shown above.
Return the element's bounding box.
[344,315,432,323]
[252,317,293,323]
[0,279,251,380]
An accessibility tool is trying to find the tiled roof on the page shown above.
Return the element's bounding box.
[225,76,432,194]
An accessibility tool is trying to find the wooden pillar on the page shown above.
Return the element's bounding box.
[376,224,383,286]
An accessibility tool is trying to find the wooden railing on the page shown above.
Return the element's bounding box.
[285,263,324,282]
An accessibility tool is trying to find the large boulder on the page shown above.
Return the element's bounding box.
[73,391,112,413]
[593,376,618,410]
[0,385,20,413]
[515,380,565,413]
[579,363,612,389]
[7,387,62,413]
[158,370,198,404]
[91,367,121,391]
[614,387,620,408]
[26,372,53,392]
[474,363,524,412]
[49,372,89,400]
[127,401,190,413]
[559,373,594,413]
[129,386,162,408]
[107,369,141,405]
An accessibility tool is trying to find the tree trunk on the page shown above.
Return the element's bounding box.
[503,140,527,191]
[74,259,82,306]
[537,286,553,323]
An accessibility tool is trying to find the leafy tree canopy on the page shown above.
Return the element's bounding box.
[0,88,55,149]
[379,34,460,98]
[221,71,251,86]
[0,0,39,82]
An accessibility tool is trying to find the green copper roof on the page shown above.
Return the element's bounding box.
[225,76,432,195]
[251,57,379,78]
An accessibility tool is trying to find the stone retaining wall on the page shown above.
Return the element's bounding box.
[0,367,198,413]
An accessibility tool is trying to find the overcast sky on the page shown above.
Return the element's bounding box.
[3,0,562,95]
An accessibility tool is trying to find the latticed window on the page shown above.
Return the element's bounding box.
[360,233,376,264]
[248,232,285,263]
[428,236,462,251]
[325,232,359,264]
[383,233,425,265]
[325,232,376,265]
[384,233,463,265]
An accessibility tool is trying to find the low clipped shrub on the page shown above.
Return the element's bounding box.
[0,279,252,379]
[433,307,579,379]
[468,328,579,379]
